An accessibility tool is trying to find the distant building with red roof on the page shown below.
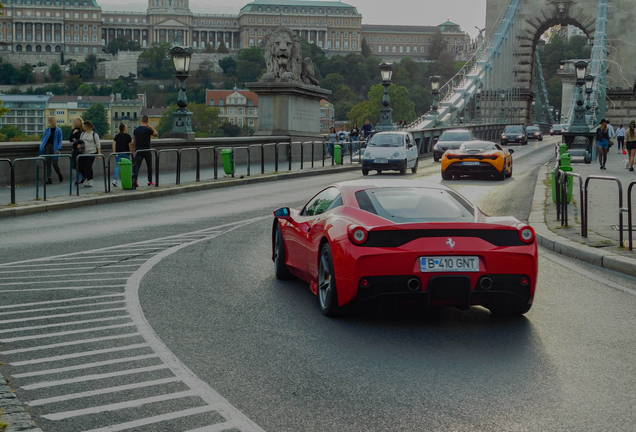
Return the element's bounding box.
[206,89,259,130]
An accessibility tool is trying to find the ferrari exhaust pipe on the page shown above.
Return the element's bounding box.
[480,277,493,290]
[407,278,421,292]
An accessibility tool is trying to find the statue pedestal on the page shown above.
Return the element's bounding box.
[247,82,332,142]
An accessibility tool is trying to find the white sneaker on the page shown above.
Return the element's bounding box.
[85,179,93,187]
[112,180,118,187]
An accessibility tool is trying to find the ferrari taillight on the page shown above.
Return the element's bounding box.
[349,226,368,245]
[519,226,535,244]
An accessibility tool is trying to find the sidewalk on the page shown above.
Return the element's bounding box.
[0,156,362,218]
[529,148,636,276]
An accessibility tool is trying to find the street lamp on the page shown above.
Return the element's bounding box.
[568,61,590,134]
[169,44,194,137]
[376,62,395,131]
[474,85,482,124]
[499,89,507,124]
[430,75,441,114]
[585,74,594,111]
[559,60,566,71]
[574,61,588,82]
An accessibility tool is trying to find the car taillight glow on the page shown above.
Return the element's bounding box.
[349,226,368,245]
[446,154,460,160]
[519,226,535,244]
[520,276,530,286]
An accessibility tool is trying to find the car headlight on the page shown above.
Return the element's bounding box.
[501,134,506,138]
[392,152,400,158]
[434,144,439,150]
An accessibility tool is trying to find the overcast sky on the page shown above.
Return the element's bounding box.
[96,0,488,38]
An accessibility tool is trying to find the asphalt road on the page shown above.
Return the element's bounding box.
[2,137,636,431]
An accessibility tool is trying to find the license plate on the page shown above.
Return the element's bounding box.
[374,158,388,164]
[420,256,480,273]
[462,161,480,166]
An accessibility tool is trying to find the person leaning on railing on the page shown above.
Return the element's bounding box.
[39,116,64,184]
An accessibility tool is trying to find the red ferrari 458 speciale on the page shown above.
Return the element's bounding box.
[272,180,538,317]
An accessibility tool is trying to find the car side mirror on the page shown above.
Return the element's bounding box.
[508,149,515,154]
[274,207,291,219]
[434,138,439,143]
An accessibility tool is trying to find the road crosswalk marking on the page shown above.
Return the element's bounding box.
[0,217,268,432]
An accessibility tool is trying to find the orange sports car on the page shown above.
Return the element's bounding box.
[441,141,514,181]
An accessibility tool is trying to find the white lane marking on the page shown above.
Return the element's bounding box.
[542,251,636,296]
[1,333,141,355]
[0,285,126,293]
[81,405,217,432]
[0,307,127,324]
[27,377,182,406]
[184,423,236,432]
[1,272,134,280]
[0,219,260,267]
[0,268,134,274]
[10,343,151,366]
[0,278,129,286]
[21,364,170,390]
[46,254,156,260]
[0,315,130,333]
[0,300,125,317]
[0,322,135,343]
[0,294,124,309]
[41,390,200,420]
[1,262,119,268]
[125,218,268,432]
[13,354,161,378]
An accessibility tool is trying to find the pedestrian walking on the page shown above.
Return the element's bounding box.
[133,115,159,187]
[112,123,133,187]
[350,123,360,153]
[328,127,338,157]
[77,120,101,187]
[596,119,611,170]
[616,124,625,153]
[70,117,84,182]
[39,116,64,185]
[626,120,636,172]
[361,119,373,138]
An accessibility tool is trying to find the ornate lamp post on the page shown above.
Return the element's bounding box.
[169,44,194,137]
[559,60,566,71]
[430,76,441,114]
[584,74,594,111]
[498,89,507,124]
[474,85,482,124]
[376,62,395,132]
[568,60,590,134]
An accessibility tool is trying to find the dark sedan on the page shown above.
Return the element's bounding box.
[550,124,569,135]
[501,125,528,146]
[433,129,476,161]
[526,125,543,141]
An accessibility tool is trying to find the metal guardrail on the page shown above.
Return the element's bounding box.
[75,154,107,196]
[40,154,73,197]
[584,175,625,246]
[627,180,636,251]
[0,158,15,204]
[13,157,46,201]
[156,149,181,187]
[106,152,133,193]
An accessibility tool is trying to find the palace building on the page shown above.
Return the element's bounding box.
[0,0,469,59]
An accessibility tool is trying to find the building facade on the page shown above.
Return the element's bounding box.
[46,95,112,128]
[110,95,144,135]
[206,89,258,129]
[320,99,334,132]
[0,95,50,136]
[141,107,165,129]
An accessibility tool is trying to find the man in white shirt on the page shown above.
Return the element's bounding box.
[615,124,626,153]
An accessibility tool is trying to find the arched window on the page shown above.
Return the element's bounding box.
[36,45,42,52]
[193,41,197,47]
[55,45,61,52]
[26,45,32,51]
[16,44,23,51]
[392,46,396,53]
[46,45,51,52]
[406,46,410,54]
[378,46,382,53]
[399,46,403,53]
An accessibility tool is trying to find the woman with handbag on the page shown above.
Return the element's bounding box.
[78,120,101,187]
[70,117,84,183]
[626,120,636,172]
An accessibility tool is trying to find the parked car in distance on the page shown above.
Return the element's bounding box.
[362,132,419,176]
[501,125,528,146]
[526,125,543,141]
[550,124,569,135]
[433,129,476,162]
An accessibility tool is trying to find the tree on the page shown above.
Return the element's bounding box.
[204,44,217,53]
[219,56,237,75]
[217,42,230,54]
[361,37,372,57]
[76,83,95,96]
[219,122,241,137]
[236,60,262,84]
[157,105,176,137]
[48,62,63,82]
[60,124,73,140]
[188,102,221,136]
[428,29,448,61]
[17,64,35,84]
[139,42,173,79]
[348,84,416,126]
[0,125,24,140]
[65,75,82,93]
[0,62,18,85]
[82,103,110,137]
[106,36,141,55]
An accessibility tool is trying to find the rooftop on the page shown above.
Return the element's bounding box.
[141,107,167,116]
[242,0,358,13]
[49,95,113,102]
[0,95,51,101]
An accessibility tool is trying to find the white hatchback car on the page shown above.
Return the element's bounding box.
[362,132,419,176]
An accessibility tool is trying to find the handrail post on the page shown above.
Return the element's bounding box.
[628,181,635,250]
[300,142,304,170]
[247,147,251,176]
[261,145,265,174]
[275,144,279,172]
[288,143,292,171]
[177,151,182,185]
[196,148,201,182]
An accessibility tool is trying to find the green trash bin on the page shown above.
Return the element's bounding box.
[221,149,235,175]
[119,157,133,190]
[560,153,572,168]
[552,166,574,203]
[559,144,569,155]
[334,144,342,165]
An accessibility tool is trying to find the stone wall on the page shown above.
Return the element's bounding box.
[0,51,113,67]
[97,51,142,80]
[606,87,636,126]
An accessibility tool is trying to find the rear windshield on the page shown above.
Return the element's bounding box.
[461,142,495,151]
[367,134,405,147]
[526,126,540,132]
[355,188,475,223]
[505,126,524,133]
[439,131,470,141]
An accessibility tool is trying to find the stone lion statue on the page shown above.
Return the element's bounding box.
[261,27,303,83]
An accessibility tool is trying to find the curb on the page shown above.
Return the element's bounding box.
[528,164,636,277]
[0,372,42,432]
[0,164,361,219]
